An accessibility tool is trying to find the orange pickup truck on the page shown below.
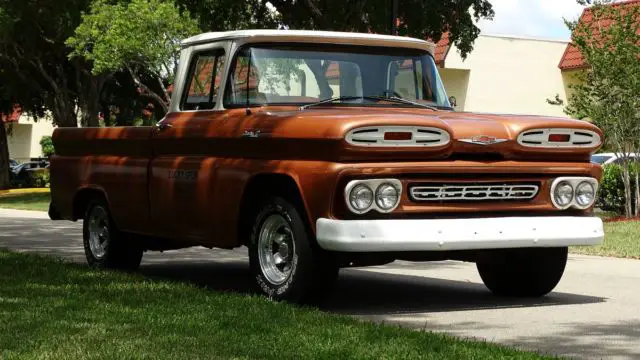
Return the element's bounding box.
[49,30,604,302]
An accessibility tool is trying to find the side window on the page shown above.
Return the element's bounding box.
[182,51,226,110]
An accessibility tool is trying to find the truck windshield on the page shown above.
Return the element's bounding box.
[224,44,451,109]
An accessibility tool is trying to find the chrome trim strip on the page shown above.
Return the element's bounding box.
[409,183,539,202]
[345,126,450,147]
[517,128,601,148]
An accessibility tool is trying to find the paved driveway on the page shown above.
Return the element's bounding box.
[1,208,639,359]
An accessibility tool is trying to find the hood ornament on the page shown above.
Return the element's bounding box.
[459,135,508,146]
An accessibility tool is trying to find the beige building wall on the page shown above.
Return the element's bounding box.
[439,34,571,117]
[6,115,55,163]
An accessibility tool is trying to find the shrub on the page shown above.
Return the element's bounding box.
[29,169,50,188]
[39,136,55,158]
[597,164,638,214]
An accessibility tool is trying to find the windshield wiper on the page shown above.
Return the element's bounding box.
[299,96,375,110]
[367,95,439,111]
[299,95,438,111]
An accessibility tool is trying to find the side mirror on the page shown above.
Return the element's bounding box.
[448,96,457,107]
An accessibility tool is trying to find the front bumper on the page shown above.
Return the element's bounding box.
[316,216,604,252]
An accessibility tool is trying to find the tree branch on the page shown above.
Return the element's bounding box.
[127,66,169,112]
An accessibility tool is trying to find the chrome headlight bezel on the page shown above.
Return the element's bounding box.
[550,177,599,210]
[345,179,402,214]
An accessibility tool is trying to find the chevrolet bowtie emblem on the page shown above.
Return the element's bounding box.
[459,135,508,145]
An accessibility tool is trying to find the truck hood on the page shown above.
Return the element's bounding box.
[241,107,603,162]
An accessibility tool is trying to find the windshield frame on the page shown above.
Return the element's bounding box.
[222,42,453,110]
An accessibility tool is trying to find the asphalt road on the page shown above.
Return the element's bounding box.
[1,208,639,360]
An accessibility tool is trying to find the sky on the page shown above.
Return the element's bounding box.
[477,0,588,40]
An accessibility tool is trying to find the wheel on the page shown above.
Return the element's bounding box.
[83,198,143,271]
[476,247,568,297]
[248,196,338,303]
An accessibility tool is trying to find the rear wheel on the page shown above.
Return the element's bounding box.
[248,196,338,303]
[476,247,568,297]
[83,199,143,271]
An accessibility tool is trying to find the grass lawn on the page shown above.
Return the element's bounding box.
[571,220,640,259]
[0,190,50,211]
[0,249,552,360]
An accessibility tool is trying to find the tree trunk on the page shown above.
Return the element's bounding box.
[622,163,633,218]
[635,166,639,217]
[0,123,11,190]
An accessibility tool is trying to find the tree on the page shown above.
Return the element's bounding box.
[67,0,200,113]
[0,0,94,127]
[265,0,494,58]
[176,0,280,31]
[564,0,640,217]
[177,1,494,58]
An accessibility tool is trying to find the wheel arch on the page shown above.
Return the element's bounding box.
[237,172,314,246]
[72,186,110,221]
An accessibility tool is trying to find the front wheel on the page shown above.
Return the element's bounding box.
[248,196,338,303]
[83,199,143,271]
[476,247,568,297]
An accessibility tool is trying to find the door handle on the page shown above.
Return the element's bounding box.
[155,122,173,132]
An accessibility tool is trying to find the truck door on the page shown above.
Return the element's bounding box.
[149,48,227,242]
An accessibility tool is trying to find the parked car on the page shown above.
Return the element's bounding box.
[48,30,605,303]
[591,152,638,165]
[10,160,49,187]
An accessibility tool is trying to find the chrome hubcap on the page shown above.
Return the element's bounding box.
[88,206,109,259]
[258,214,295,285]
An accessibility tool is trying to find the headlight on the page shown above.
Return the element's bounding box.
[575,181,596,207]
[550,177,599,210]
[349,184,373,212]
[554,181,574,208]
[345,179,402,214]
[375,183,400,210]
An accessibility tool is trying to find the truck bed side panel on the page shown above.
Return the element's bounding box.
[50,127,153,233]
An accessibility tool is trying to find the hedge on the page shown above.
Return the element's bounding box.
[597,164,639,214]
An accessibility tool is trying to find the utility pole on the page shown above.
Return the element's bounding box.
[391,0,398,35]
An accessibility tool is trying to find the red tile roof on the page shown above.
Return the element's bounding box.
[1,106,21,124]
[559,0,640,71]
[433,32,451,66]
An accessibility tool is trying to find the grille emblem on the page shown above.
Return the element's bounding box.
[460,135,508,145]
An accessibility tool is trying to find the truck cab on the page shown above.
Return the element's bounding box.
[50,30,604,303]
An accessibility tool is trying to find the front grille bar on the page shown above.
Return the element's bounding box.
[409,183,539,202]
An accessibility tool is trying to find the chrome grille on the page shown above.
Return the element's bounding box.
[409,183,539,202]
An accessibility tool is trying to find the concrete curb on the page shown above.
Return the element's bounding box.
[0,188,50,197]
[0,208,50,219]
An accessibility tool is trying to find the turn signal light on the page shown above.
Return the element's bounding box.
[548,134,571,142]
[384,132,412,141]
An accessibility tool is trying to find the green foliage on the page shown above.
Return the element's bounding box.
[176,0,280,31]
[597,164,639,214]
[178,0,494,59]
[67,0,200,111]
[39,136,55,158]
[264,0,494,59]
[30,169,51,188]
[564,0,640,217]
[0,0,91,127]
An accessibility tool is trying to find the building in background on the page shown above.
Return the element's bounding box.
[436,33,572,117]
[2,107,55,163]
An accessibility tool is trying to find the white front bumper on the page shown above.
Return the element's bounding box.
[316,216,604,252]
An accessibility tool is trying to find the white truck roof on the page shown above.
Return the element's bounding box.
[180,29,435,53]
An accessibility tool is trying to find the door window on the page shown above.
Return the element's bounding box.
[182,51,226,110]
